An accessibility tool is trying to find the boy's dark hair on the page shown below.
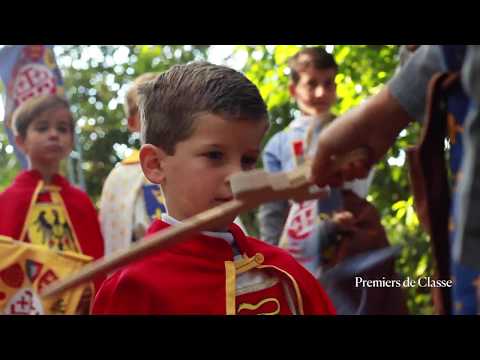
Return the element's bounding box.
[138,61,269,155]
[288,47,338,84]
[12,94,72,138]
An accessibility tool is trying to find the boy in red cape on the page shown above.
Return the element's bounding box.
[92,62,335,315]
[0,95,104,293]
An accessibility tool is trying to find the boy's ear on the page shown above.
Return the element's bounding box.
[140,144,166,184]
[127,114,141,133]
[14,135,27,154]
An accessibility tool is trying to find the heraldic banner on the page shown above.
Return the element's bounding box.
[0,236,93,315]
[0,45,65,169]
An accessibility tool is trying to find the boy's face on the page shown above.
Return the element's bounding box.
[141,113,267,230]
[16,107,74,168]
[289,65,337,117]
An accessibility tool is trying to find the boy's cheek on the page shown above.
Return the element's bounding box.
[63,144,74,156]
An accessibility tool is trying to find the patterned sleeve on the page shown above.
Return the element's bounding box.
[454,46,480,269]
[98,167,119,256]
[258,133,289,245]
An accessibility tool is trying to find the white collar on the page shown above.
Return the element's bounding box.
[161,213,235,246]
[289,115,312,129]
[289,114,334,129]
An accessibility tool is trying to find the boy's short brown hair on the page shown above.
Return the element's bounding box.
[12,94,73,138]
[138,61,269,155]
[124,72,159,118]
[288,47,338,84]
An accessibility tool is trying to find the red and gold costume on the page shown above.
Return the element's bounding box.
[0,170,104,293]
[93,219,335,315]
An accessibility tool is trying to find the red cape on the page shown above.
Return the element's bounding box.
[0,170,104,289]
[92,219,336,315]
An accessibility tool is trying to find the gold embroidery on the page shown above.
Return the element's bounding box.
[237,298,281,315]
[224,261,236,315]
[153,188,165,205]
[234,253,264,275]
[258,264,304,315]
[154,208,163,220]
[20,180,45,242]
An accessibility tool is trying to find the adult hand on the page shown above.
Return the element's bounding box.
[310,87,413,187]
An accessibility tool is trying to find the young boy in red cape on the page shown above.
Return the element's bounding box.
[0,95,104,293]
[92,62,335,315]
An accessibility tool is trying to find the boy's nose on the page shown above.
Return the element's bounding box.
[225,163,244,185]
[314,86,326,98]
[48,129,60,138]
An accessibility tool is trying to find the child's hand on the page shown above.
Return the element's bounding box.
[319,211,356,266]
[331,211,356,233]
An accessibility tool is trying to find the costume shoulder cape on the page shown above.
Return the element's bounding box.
[92,219,335,315]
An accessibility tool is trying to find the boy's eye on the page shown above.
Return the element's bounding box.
[324,79,334,88]
[204,151,223,161]
[57,126,69,134]
[241,156,258,169]
[35,126,48,132]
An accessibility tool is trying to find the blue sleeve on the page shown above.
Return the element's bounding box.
[259,131,289,245]
[263,132,284,173]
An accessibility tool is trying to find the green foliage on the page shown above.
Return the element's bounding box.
[0,132,20,191]
[54,45,209,200]
[0,45,434,313]
[386,195,434,314]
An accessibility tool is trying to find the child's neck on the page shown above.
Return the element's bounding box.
[162,212,230,233]
[302,111,332,124]
[29,161,60,184]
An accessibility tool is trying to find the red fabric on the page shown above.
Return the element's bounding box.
[0,170,105,291]
[92,219,335,315]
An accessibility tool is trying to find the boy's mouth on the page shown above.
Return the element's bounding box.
[45,144,63,152]
[215,196,234,203]
[312,102,329,109]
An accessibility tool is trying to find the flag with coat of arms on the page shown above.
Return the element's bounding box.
[0,45,85,188]
[0,235,93,315]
